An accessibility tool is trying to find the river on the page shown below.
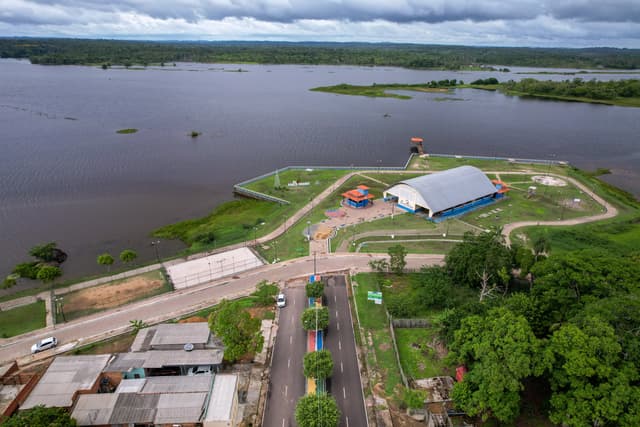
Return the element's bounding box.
[1,59,638,282]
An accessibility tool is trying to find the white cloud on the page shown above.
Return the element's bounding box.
[0,0,639,47]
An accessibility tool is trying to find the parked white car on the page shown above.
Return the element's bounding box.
[31,337,57,354]
[187,365,213,376]
[276,293,286,308]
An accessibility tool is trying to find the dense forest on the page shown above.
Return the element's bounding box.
[502,77,640,100]
[381,224,640,425]
[1,38,640,69]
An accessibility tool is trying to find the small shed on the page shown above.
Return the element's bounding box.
[342,185,374,209]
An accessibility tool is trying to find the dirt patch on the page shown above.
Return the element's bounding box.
[378,342,391,351]
[63,272,165,314]
[246,306,273,320]
[531,175,567,187]
[179,316,208,323]
[559,198,587,211]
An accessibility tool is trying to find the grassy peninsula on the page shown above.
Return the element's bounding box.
[311,77,640,107]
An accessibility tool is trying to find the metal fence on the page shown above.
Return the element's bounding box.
[391,318,432,328]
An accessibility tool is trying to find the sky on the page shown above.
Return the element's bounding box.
[1,0,640,48]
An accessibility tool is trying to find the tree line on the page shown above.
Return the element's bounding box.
[502,77,640,100]
[382,229,640,425]
[2,38,639,69]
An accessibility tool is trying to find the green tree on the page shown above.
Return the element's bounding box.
[301,307,329,331]
[119,249,137,265]
[129,319,149,332]
[306,281,324,299]
[36,265,61,284]
[546,317,639,426]
[449,307,546,423]
[97,253,115,272]
[251,280,279,306]
[2,405,77,426]
[388,244,408,274]
[12,262,40,280]
[532,235,550,261]
[2,275,18,289]
[209,299,263,362]
[29,242,67,264]
[295,393,340,427]
[303,350,334,379]
[403,388,427,410]
[445,228,511,290]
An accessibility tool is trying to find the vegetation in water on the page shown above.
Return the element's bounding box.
[312,77,640,107]
[2,39,639,70]
[116,128,138,134]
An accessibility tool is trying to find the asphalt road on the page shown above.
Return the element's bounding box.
[0,253,442,366]
[324,275,367,427]
[263,286,307,427]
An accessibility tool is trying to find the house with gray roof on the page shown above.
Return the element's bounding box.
[21,355,111,410]
[71,374,239,426]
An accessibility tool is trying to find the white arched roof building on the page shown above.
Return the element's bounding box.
[384,166,498,218]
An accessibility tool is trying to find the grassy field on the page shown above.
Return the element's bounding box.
[407,155,570,175]
[356,239,459,254]
[352,273,403,399]
[0,301,46,338]
[58,270,170,322]
[155,168,349,255]
[395,328,449,379]
[463,179,602,230]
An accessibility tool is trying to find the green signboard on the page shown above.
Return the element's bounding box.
[367,291,382,304]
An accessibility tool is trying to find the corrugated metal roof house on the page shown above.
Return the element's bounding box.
[21,355,111,410]
[384,166,498,217]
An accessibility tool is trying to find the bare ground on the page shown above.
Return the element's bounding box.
[63,272,165,314]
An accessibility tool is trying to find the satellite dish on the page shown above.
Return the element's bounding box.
[184,343,194,352]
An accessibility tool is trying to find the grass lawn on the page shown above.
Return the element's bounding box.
[394,328,450,380]
[407,155,570,175]
[155,169,349,256]
[58,270,170,322]
[353,273,403,398]
[357,239,459,254]
[0,301,46,338]
[462,179,602,230]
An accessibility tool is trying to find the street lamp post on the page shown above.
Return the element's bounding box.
[151,240,161,265]
[307,220,311,241]
[313,251,317,276]
[253,227,257,245]
[274,241,278,264]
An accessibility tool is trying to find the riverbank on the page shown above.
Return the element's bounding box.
[311,80,640,107]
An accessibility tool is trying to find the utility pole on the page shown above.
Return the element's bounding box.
[151,240,161,265]
[313,251,317,276]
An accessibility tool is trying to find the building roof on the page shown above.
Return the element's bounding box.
[72,377,213,426]
[21,355,111,409]
[116,376,213,394]
[71,393,118,426]
[204,374,238,422]
[390,166,496,214]
[131,322,212,352]
[105,349,224,372]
